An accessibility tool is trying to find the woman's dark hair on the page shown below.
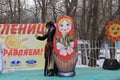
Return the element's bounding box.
[46,21,54,28]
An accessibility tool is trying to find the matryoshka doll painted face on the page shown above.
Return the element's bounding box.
[58,18,72,36]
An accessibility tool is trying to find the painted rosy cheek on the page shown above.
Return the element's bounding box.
[61,28,64,31]
[60,28,64,31]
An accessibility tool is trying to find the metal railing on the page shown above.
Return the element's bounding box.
[76,40,116,67]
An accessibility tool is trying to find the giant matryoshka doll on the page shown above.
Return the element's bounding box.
[53,16,78,77]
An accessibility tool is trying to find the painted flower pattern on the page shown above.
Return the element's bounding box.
[56,35,75,56]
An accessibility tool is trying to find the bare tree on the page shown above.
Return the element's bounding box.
[37,0,49,23]
[34,0,39,23]
[80,0,86,39]
[49,0,57,22]
[8,0,14,23]
[119,0,120,20]
[64,0,78,18]
[18,0,21,23]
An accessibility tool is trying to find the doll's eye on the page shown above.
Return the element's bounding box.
[60,24,63,27]
[66,23,70,26]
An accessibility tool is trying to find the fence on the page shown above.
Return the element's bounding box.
[76,40,119,67]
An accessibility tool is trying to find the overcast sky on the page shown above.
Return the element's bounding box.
[25,0,34,8]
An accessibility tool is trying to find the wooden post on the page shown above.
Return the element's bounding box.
[115,41,117,59]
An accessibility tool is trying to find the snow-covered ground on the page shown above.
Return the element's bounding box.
[76,53,120,68]
[76,56,100,68]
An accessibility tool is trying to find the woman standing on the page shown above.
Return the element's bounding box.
[35,21,57,76]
